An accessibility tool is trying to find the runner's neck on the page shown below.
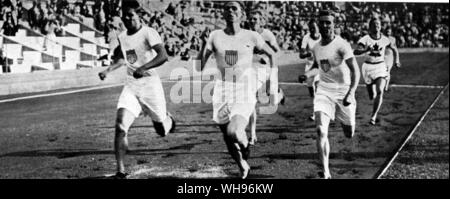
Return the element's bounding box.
[224,23,241,36]
[127,24,143,35]
[321,34,335,46]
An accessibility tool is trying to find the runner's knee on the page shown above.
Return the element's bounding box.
[226,123,239,141]
[316,126,328,138]
[115,123,127,137]
[315,112,329,138]
[226,115,248,142]
[342,124,355,138]
[115,109,133,134]
[376,87,384,96]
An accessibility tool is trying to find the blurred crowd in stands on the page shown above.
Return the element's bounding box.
[1,0,449,59]
[252,1,449,49]
[0,0,121,37]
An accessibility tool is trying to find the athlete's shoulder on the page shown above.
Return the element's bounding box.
[336,36,353,51]
[143,25,157,33]
[380,35,391,43]
[311,39,321,50]
[117,31,127,41]
[243,29,259,36]
[243,29,263,41]
[262,28,275,35]
[209,29,223,38]
[336,35,349,44]
[358,34,370,41]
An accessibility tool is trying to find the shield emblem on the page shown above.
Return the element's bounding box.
[126,49,138,64]
[225,50,238,66]
[320,59,331,72]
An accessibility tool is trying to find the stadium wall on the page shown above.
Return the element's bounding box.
[0,67,126,96]
[0,48,447,96]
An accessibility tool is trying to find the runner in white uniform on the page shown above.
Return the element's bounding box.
[247,10,285,146]
[312,10,360,179]
[197,1,277,179]
[98,1,175,179]
[354,17,400,125]
[299,19,321,121]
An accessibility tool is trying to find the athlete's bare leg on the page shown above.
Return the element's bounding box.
[385,75,391,92]
[309,81,320,121]
[315,111,332,179]
[152,112,175,136]
[366,84,376,100]
[370,78,387,125]
[219,115,251,179]
[115,108,136,176]
[248,110,257,145]
[308,86,315,98]
[385,66,393,92]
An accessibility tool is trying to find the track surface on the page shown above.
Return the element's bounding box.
[382,87,449,179]
[0,52,447,179]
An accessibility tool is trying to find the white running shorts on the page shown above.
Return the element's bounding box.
[117,76,167,122]
[362,62,389,85]
[314,85,356,126]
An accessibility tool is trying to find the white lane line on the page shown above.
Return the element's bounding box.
[0,80,444,104]
[374,83,449,179]
[0,84,123,104]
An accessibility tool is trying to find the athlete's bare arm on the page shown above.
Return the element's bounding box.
[353,43,369,56]
[134,44,169,78]
[299,37,311,59]
[99,47,126,80]
[197,41,213,71]
[195,29,214,71]
[299,47,312,59]
[257,43,277,68]
[257,43,278,95]
[387,43,401,68]
[267,33,280,53]
[343,57,360,106]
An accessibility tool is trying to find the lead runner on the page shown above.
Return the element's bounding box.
[197,1,278,179]
[312,10,360,179]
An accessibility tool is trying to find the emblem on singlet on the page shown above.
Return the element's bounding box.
[126,49,138,64]
[225,50,238,66]
[320,59,331,72]
[368,43,383,57]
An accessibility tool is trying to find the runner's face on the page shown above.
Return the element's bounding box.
[370,19,381,34]
[249,13,260,29]
[223,2,242,23]
[319,16,334,38]
[386,28,392,36]
[122,8,141,31]
[309,22,319,35]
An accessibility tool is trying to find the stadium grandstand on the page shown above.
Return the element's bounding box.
[0,0,448,74]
